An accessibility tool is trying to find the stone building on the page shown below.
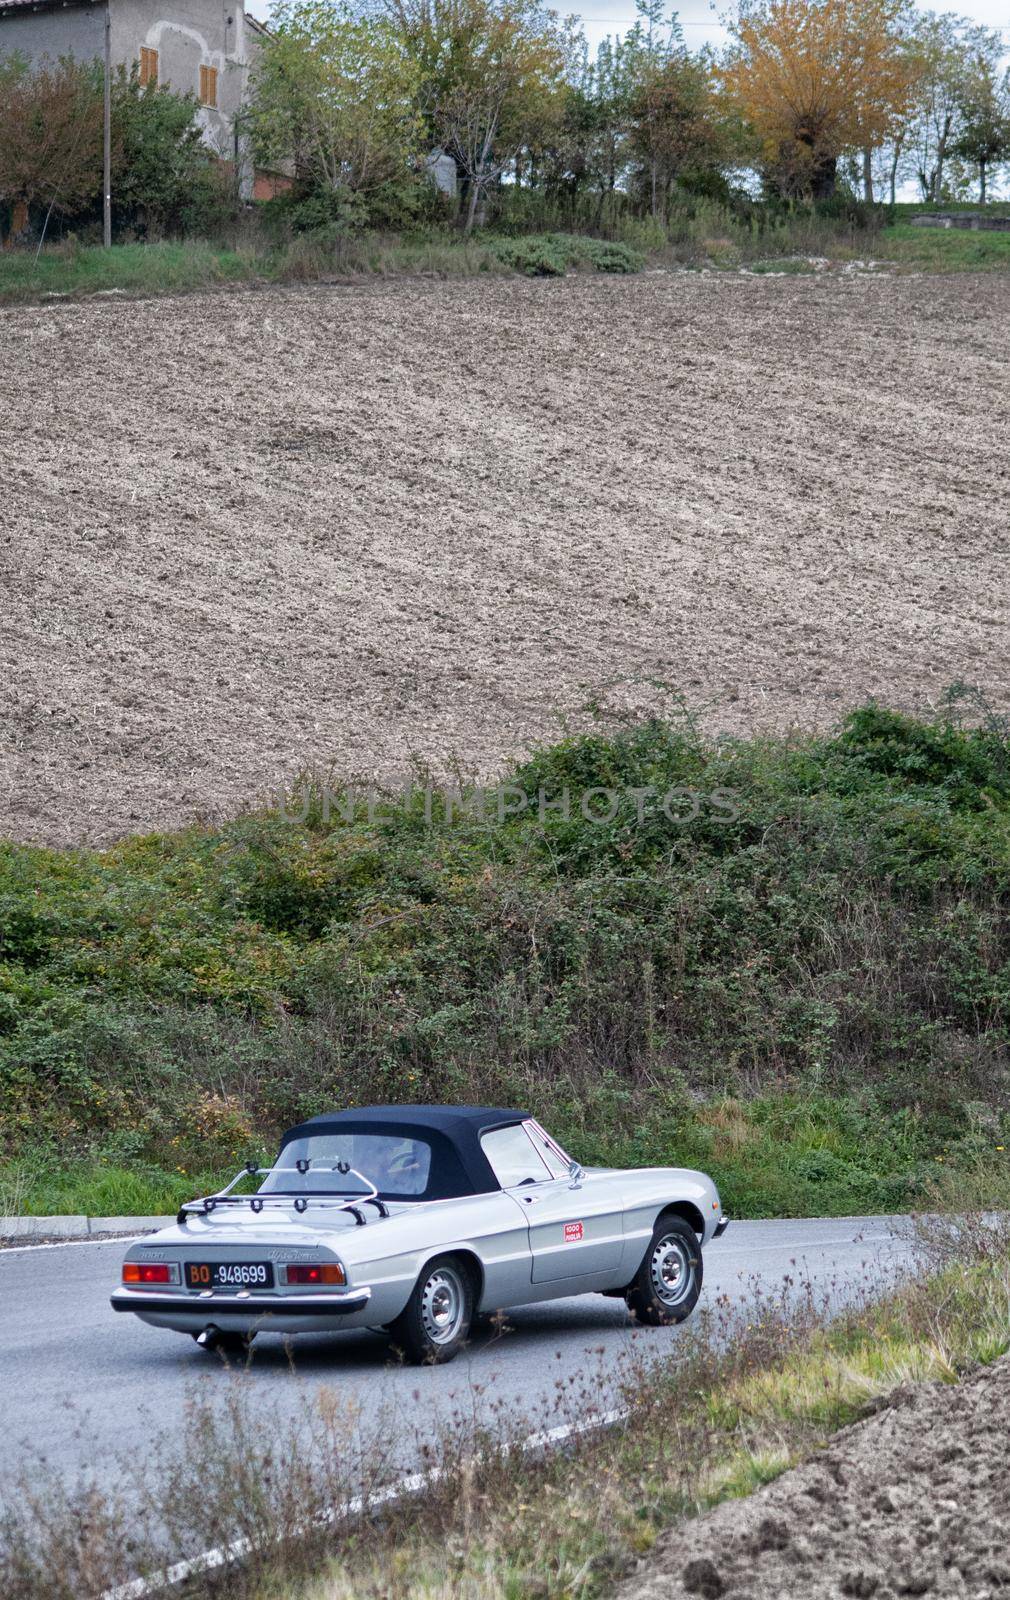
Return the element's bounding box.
[0,0,279,202]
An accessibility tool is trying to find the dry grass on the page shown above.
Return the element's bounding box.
[3,1215,1009,1600]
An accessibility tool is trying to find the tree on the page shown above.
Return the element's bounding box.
[533,2,735,227]
[953,54,1010,203]
[903,12,966,202]
[629,48,735,217]
[251,0,423,206]
[898,14,1003,203]
[562,32,645,225]
[111,67,225,234]
[722,0,917,200]
[0,55,104,223]
[386,0,566,231]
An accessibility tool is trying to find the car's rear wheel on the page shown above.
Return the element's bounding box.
[625,1215,703,1326]
[388,1256,474,1364]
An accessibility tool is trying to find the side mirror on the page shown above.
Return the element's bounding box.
[568,1159,584,1188]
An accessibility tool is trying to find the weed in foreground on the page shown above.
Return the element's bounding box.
[6,1223,1008,1600]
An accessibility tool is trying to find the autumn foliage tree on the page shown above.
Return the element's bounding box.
[630,50,737,216]
[723,0,918,199]
[0,55,104,223]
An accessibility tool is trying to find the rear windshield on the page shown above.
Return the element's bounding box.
[260,1133,433,1199]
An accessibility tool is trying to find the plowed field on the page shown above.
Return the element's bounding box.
[3,268,1007,845]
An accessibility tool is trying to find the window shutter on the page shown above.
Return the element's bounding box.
[139,47,158,87]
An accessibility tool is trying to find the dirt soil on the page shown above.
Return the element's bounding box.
[3,269,1009,846]
[616,1356,1010,1599]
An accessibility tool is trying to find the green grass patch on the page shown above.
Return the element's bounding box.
[0,239,259,303]
[0,229,643,306]
[875,220,1010,272]
[0,1160,220,1218]
[3,213,1006,311]
[3,698,1010,1215]
[4,1085,979,1218]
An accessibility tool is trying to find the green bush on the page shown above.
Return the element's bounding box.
[258,185,363,238]
[4,702,1010,1215]
[574,237,643,273]
[488,232,644,277]
[109,66,235,237]
[258,175,449,240]
[489,235,569,275]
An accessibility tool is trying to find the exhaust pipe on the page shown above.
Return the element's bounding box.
[193,1324,254,1356]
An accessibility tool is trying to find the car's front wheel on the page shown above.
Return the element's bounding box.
[388,1256,474,1364]
[625,1215,703,1325]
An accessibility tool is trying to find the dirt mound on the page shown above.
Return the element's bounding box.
[3,270,1009,846]
[617,1357,1010,1599]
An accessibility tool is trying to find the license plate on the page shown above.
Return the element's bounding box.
[185,1261,274,1291]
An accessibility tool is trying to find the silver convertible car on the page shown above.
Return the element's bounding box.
[112,1105,728,1363]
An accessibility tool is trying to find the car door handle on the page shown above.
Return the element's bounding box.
[521,1195,542,1204]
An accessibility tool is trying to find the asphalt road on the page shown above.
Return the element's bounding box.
[0,1217,915,1505]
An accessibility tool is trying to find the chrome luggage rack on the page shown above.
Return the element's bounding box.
[176,1160,389,1227]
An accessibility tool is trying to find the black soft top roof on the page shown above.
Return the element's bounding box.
[279,1104,530,1200]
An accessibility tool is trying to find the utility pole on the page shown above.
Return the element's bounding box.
[103,2,112,247]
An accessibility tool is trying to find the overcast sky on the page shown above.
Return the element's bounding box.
[246,0,1010,58]
[583,0,1010,56]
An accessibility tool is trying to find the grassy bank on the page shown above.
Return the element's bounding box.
[0,238,258,301]
[655,199,1010,271]
[874,219,1010,271]
[2,1199,1006,1598]
[292,1247,1009,1600]
[3,699,1010,1217]
[3,199,1009,307]
[0,231,643,305]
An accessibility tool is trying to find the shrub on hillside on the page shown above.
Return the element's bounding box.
[2,702,1010,1218]
[258,173,448,238]
[490,234,569,274]
[489,233,644,276]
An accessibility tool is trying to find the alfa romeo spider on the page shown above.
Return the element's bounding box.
[111,1104,728,1363]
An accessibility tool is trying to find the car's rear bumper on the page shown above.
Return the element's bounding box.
[111,1286,372,1318]
[713,1215,730,1238]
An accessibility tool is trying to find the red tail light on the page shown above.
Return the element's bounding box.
[122,1262,178,1285]
[284,1263,346,1286]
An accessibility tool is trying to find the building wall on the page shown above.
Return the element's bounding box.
[109,0,248,162]
[0,0,255,186]
[424,148,457,200]
[0,3,105,70]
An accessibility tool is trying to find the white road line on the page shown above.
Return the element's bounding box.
[714,1236,901,1256]
[103,1405,628,1600]
[0,1236,144,1256]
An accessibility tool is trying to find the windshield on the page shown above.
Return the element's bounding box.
[260,1133,433,1199]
